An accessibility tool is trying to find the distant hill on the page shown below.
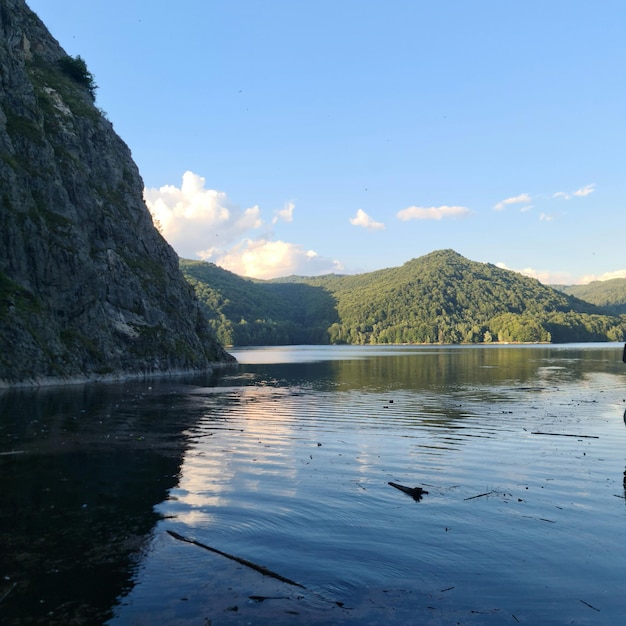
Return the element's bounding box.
[181,250,626,346]
[554,278,626,315]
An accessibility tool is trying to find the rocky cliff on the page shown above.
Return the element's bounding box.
[0,0,233,386]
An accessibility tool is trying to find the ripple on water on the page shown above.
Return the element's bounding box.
[115,347,626,623]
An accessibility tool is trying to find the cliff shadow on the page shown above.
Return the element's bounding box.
[0,374,222,625]
[233,282,340,345]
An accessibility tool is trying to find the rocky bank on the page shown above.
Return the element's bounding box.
[0,0,233,387]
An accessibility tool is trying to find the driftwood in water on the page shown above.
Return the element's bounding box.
[167,530,306,589]
[0,582,17,605]
[580,599,600,612]
[531,432,599,439]
[388,481,428,501]
[463,490,498,501]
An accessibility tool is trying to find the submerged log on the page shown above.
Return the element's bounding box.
[388,482,428,501]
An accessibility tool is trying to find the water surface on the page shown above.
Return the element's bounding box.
[2,344,626,624]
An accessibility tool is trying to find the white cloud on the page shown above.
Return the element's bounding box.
[579,269,626,283]
[350,208,385,230]
[396,205,470,221]
[493,193,532,211]
[495,262,626,286]
[272,201,294,224]
[144,171,262,258]
[212,239,344,279]
[553,183,596,200]
[573,183,596,197]
[144,171,342,279]
[539,213,554,221]
[495,262,573,285]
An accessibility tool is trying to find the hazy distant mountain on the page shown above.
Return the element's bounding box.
[181,250,626,346]
[553,278,626,315]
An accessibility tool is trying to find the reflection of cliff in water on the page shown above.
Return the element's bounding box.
[0,375,220,625]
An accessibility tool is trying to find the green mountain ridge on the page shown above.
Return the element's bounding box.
[553,278,626,315]
[181,249,626,346]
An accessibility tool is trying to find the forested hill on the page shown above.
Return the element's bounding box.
[554,278,626,315]
[180,250,626,346]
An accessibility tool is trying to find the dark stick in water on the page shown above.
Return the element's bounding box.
[166,529,306,589]
[388,481,428,500]
[531,432,599,438]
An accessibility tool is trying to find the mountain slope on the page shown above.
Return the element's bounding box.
[180,259,338,346]
[182,250,626,345]
[555,278,626,315]
[0,0,232,386]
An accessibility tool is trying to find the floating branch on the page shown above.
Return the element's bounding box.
[0,582,17,605]
[463,490,498,501]
[167,530,306,588]
[531,432,599,438]
[521,515,556,523]
[388,482,428,501]
[579,599,600,612]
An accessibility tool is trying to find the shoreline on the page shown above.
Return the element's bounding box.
[0,361,237,392]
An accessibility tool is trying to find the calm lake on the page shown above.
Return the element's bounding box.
[2,344,626,624]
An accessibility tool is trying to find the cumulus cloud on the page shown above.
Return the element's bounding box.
[553,183,596,200]
[144,172,343,279]
[495,262,573,285]
[579,269,626,283]
[495,262,626,286]
[272,201,294,224]
[350,208,385,230]
[213,238,344,279]
[539,213,554,222]
[396,205,470,221]
[144,171,262,258]
[493,193,532,211]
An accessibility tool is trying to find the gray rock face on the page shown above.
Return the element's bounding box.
[0,0,233,386]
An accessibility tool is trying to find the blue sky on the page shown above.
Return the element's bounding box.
[27,1,626,283]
